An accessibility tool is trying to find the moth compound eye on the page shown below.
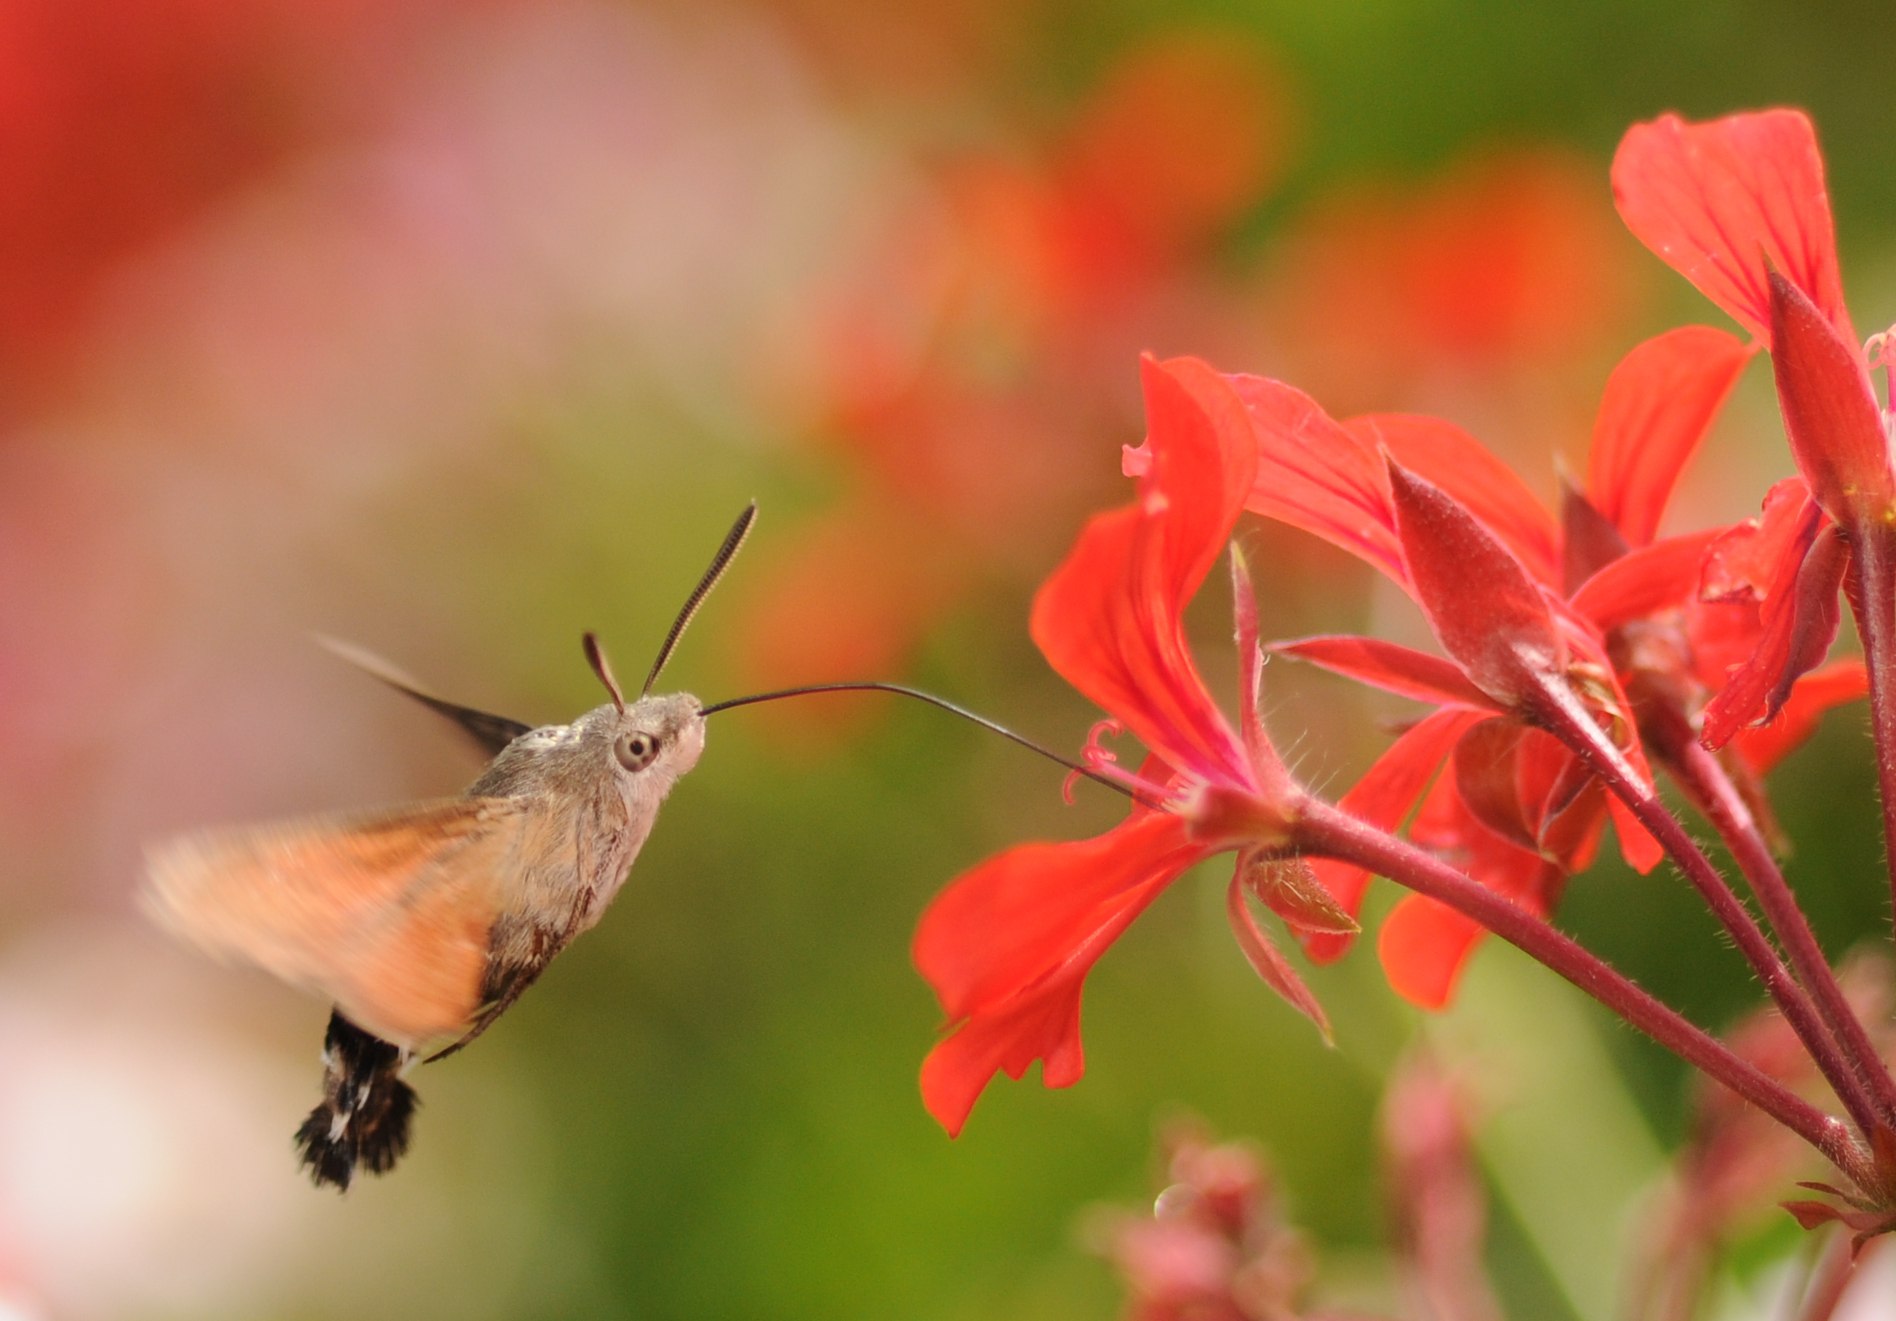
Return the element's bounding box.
[615,731,660,772]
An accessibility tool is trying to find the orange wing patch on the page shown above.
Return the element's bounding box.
[143,798,528,1048]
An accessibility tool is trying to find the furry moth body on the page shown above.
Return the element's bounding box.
[143,508,750,1190]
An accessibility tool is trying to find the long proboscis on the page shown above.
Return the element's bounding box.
[698,681,1152,806]
[643,501,758,697]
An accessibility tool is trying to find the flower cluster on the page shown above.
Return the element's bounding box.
[912,107,1896,1266]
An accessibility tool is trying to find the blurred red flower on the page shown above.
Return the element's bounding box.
[1379,1055,1502,1321]
[1264,148,1640,419]
[0,0,467,408]
[1630,952,1896,1315]
[739,31,1294,713]
[1091,1121,1333,1321]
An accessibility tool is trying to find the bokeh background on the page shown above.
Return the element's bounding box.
[5,1,1896,1316]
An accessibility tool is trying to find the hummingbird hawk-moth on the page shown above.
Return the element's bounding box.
[142,505,755,1190]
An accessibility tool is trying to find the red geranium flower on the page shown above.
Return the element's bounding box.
[1214,322,1861,1006]
[1612,109,1890,742]
[911,355,1329,1136]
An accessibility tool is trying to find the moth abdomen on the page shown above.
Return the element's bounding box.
[295,1010,418,1191]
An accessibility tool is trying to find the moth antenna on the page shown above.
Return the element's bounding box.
[643,501,757,697]
[697,681,1158,808]
[583,632,626,714]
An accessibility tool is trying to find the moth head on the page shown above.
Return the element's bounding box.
[581,633,705,787]
[603,692,705,783]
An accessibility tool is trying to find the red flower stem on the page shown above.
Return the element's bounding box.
[1293,797,1869,1181]
[1648,701,1896,1126]
[1843,522,1896,937]
[1527,678,1887,1143]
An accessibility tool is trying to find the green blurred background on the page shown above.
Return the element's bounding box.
[3,1,1894,1316]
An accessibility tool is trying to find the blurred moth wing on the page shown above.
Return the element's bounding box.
[142,797,528,1049]
[314,634,532,758]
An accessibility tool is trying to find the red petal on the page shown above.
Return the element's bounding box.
[1701,511,1847,748]
[1382,803,1564,1008]
[913,813,1203,1135]
[1379,895,1485,1010]
[1540,779,1608,875]
[1034,356,1257,786]
[1272,634,1497,709]
[1606,790,1665,875]
[1694,479,1820,685]
[1523,731,1593,829]
[1612,110,1850,343]
[1349,413,1560,586]
[1569,529,1722,632]
[1560,482,1632,591]
[1702,479,1816,603]
[1731,659,1869,774]
[1587,326,1754,545]
[1224,373,1408,585]
[915,812,1198,1019]
[1768,271,1896,522]
[1386,459,1566,706]
[1452,717,1540,853]
[919,954,1099,1139]
[1302,707,1488,963]
[1225,872,1332,1043]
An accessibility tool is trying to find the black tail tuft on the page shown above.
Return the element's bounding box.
[294,1010,419,1192]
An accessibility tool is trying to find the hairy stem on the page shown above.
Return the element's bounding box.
[1844,523,1896,956]
[1294,798,1869,1182]
[1528,678,1886,1143]
[1649,700,1896,1126]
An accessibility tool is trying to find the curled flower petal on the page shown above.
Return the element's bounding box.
[919,944,1104,1139]
[1612,110,1850,343]
[1701,479,1818,604]
[1034,356,1258,786]
[1701,512,1848,748]
[1587,325,1754,545]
